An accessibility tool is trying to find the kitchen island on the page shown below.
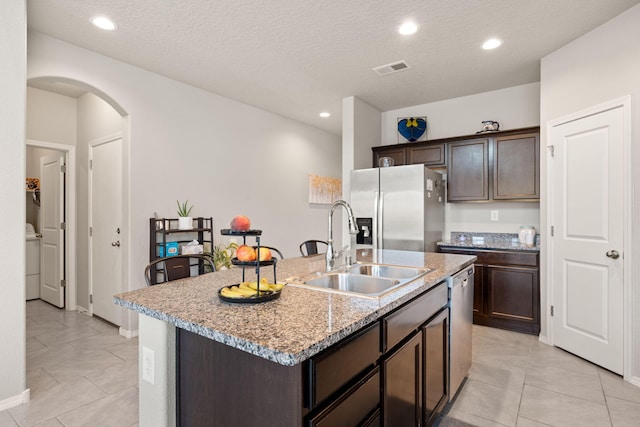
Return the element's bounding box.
[115,249,475,427]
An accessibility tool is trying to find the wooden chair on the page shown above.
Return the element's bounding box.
[144,254,215,286]
[299,240,328,256]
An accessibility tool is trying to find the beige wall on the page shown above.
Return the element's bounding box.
[0,0,26,408]
[27,31,343,332]
[540,4,640,383]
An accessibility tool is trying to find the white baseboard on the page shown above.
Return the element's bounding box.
[538,334,551,345]
[628,375,640,389]
[76,305,89,314]
[0,389,30,411]
[119,327,139,338]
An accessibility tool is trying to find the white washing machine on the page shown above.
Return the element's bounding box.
[26,223,41,300]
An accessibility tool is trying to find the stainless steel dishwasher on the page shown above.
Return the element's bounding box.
[447,266,474,401]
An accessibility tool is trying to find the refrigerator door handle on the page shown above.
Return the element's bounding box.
[373,191,379,250]
[378,191,384,248]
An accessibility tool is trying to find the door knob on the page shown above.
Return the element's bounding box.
[111,241,120,247]
[606,250,620,259]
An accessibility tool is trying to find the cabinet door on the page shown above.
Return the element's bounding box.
[447,139,489,201]
[486,265,540,334]
[423,309,449,426]
[408,143,446,166]
[383,331,422,427]
[373,147,407,168]
[493,133,540,200]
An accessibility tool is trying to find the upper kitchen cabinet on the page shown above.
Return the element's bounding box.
[372,142,446,168]
[446,127,540,202]
[447,138,490,202]
[493,132,540,200]
[373,146,407,167]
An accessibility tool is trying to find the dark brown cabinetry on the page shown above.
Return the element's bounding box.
[493,132,540,200]
[374,147,407,167]
[373,143,446,168]
[447,139,490,201]
[176,281,450,427]
[372,127,540,202]
[438,247,540,335]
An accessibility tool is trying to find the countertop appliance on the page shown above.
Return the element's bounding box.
[448,266,474,401]
[350,164,445,252]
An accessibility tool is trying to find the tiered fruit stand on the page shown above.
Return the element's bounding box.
[218,228,281,303]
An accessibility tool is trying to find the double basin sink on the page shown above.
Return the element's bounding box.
[286,263,431,299]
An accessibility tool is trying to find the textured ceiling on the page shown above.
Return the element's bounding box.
[27,0,640,135]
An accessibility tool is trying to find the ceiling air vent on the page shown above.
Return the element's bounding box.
[372,60,410,76]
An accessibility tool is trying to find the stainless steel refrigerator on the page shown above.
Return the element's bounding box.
[350,164,445,252]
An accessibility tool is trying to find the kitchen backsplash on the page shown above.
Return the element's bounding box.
[450,231,540,247]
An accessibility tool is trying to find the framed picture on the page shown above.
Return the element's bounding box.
[308,174,341,205]
[397,116,427,143]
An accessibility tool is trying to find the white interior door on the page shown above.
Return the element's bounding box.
[40,154,65,307]
[549,105,624,374]
[90,138,123,326]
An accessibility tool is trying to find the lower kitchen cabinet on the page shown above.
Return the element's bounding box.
[176,281,450,427]
[439,247,540,335]
[383,331,423,427]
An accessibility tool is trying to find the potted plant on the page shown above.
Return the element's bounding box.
[177,200,193,230]
[210,241,238,271]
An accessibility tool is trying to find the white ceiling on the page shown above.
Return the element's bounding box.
[27,0,640,135]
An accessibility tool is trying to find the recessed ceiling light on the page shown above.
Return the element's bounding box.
[91,16,117,31]
[399,22,418,35]
[482,38,502,50]
[319,112,331,118]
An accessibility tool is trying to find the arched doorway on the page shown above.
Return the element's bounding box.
[26,76,129,328]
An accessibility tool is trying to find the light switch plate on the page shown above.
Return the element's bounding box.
[491,210,499,221]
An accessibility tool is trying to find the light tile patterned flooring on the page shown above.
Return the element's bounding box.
[2,301,640,426]
[444,325,640,426]
[0,300,138,427]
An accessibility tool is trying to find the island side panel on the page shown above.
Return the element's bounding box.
[139,314,176,427]
[177,328,304,427]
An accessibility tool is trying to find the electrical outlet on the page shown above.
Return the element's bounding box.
[491,210,499,221]
[143,347,155,385]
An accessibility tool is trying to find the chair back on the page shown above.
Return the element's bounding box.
[145,254,215,286]
[299,240,328,256]
[255,246,284,259]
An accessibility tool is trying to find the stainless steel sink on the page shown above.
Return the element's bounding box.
[304,273,400,296]
[287,263,431,298]
[347,263,428,280]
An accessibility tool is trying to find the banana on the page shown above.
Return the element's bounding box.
[246,281,272,291]
[231,286,257,296]
[220,287,245,299]
[268,283,284,291]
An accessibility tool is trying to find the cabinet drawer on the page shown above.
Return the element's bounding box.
[308,322,380,408]
[383,282,448,352]
[308,367,380,427]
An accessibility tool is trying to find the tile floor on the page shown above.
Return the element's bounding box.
[444,325,640,426]
[2,301,640,426]
[0,300,138,427]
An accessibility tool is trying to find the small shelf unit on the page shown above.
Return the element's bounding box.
[149,217,214,285]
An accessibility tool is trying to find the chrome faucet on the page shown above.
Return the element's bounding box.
[326,200,359,271]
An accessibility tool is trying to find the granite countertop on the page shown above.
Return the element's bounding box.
[438,232,540,252]
[114,249,475,366]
